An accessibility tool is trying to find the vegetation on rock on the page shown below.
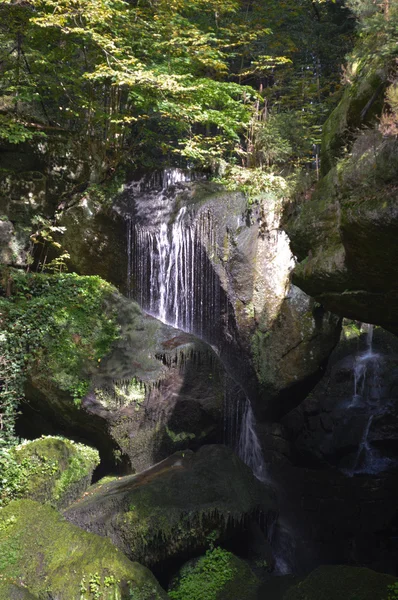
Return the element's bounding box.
[0,499,168,600]
[168,546,260,600]
[0,435,99,509]
[0,269,120,446]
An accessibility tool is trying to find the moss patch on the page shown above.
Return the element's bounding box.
[0,499,168,600]
[168,548,260,600]
[0,436,99,509]
[0,269,120,444]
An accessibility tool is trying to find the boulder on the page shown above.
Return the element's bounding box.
[283,565,396,600]
[8,272,226,473]
[0,583,38,600]
[64,445,276,567]
[0,436,99,510]
[0,499,168,600]
[168,548,261,600]
[286,62,398,334]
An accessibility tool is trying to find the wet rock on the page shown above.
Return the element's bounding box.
[284,565,396,600]
[282,327,398,469]
[0,499,168,600]
[64,445,276,568]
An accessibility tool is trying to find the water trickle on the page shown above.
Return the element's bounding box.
[238,401,267,483]
[345,324,392,476]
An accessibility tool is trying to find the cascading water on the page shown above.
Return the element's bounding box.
[345,324,392,476]
[238,401,267,483]
[125,169,268,478]
[126,171,226,345]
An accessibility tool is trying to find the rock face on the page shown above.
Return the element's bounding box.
[286,63,398,333]
[23,290,228,473]
[0,436,99,510]
[261,328,398,576]
[282,327,398,470]
[61,174,340,418]
[284,565,396,600]
[0,133,107,267]
[64,445,276,568]
[0,499,168,600]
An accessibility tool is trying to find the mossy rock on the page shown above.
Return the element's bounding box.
[168,548,261,600]
[65,445,276,567]
[321,66,387,176]
[0,436,100,510]
[0,582,38,600]
[283,565,396,600]
[0,499,168,600]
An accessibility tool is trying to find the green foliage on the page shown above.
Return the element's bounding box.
[0,270,120,446]
[168,547,236,600]
[0,115,44,144]
[214,164,288,204]
[387,582,398,600]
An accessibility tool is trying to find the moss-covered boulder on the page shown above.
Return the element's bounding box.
[65,445,276,567]
[286,131,398,334]
[2,271,226,472]
[0,436,99,510]
[0,499,168,600]
[321,66,387,176]
[168,548,261,600]
[283,565,396,600]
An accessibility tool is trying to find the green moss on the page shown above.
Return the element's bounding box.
[0,499,167,600]
[165,426,196,443]
[65,446,274,567]
[0,436,100,509]
[0,269,120,444]
[168,548,260,600]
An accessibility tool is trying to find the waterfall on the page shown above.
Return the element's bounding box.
[346,324,392,476]
[126,174,226,345]
[238,401,267,482]
[126,169,268,480]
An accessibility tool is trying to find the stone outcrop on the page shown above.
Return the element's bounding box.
[61,175,341,418]
[286,63,398,334]
[64,445,276,568]
[282,327,398,469]
[0,436,99,510]
[23,290,227,473]
[0,132,107,268]
[0,499,168,600]
[284,565,396,600]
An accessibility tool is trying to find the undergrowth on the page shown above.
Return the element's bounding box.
[168,546,236,600]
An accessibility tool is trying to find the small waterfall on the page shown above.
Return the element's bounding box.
[223,381,267,482]
[238,401,267,483]
[345,324,392,476]
[126,171,226,345]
